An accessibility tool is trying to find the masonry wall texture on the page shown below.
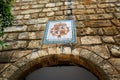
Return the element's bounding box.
[0,0,120,80]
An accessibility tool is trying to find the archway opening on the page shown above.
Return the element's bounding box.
[25,65,99,80]
[10,54,109,80]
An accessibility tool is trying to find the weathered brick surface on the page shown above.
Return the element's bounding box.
[0,0,120,80]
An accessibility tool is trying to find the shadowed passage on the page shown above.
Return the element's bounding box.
[26,66,99,80]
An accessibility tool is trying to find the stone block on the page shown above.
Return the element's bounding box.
[27,24,42,31]
[28,32,37,39]
[6,33,19,41]
[61,6,67,10]
[24,14,30,19]
[79,49,93,59]
[12,7,20,11]
[84,20,112,27]
[89,13,113,20]
[98,60,116,74]
[39,13,46,17]
[28,40,41,48]
[48,47,57,54]
[91,45,110,59]
[115,7,120,12]
[21,5,29,9]
[38,0,49,4]
[4,26,27,32]
[3,41,27,50]
[22,0,33,2]
[102,36,115,43]
[43,8,52,12]
[0,34,7,42]
[76,37,81,45]
[77,28,98,36]
[11,50,32,62]
[15,15,23,20]
[21,9,41,14]
[95,9,105,13]
[31,4,44,8]
[72,9,95,15]
[13,57,30,68]
[85,5,97,9]
[110,45,120,57]
[15,0,20,2]
[77,14,113,20]
[16,41,27,48]
[1,65,18,78]
[114,35,120,44]
[100,0,117,3]
[103,27,118,35]
[26,18,48,24]
[18,32,29,39]
[36,31,44,39]
[31,13,39,18]
[106,8,115,13]
[55,11,63,16]
[51,7,59,11]
[0,64,10,73]
[89,53,104,65]
[26,51,39,60]
[38,50,49,57]
[63,47,72,54]
[46,3,55,7]
[55,2,63,6]
[54,16,65,20]
[76,5,84,9]
[81,36,102,45]
[115,13,120,19]
[72,48,81,55]
[64,2,72,6]
[109,74,120,80]
[116,3,120,6]
[0,78,8,80]
[109,58,120,72]
[0,51,13,62]
[111,19,120,27]
[98,3,115,8]
[46,11,55,16]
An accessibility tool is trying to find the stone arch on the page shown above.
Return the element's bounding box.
[1,47,118,80]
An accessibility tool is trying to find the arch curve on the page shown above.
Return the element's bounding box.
[1,47,117,80]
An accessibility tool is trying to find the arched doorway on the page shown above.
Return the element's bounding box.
[25,66,99,80]
[1,47,115,80]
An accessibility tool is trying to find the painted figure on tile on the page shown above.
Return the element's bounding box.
[50,22,70,38]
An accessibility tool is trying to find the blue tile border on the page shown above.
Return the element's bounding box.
[42,20,76,44]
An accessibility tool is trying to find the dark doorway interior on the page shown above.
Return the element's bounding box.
[25,66,99,80]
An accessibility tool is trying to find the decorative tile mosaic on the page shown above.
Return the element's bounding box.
[42,20,76,44]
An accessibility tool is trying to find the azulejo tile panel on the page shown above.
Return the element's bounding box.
[42,20,76,44]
